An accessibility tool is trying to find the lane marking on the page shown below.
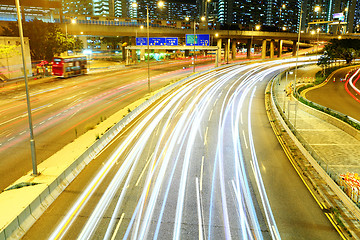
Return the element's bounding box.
[200,156,204,192]
[195,177,204,240]
[242,130,248,149]
[204,127,208,146]
[110,213,125,240]
[135,153,154,187]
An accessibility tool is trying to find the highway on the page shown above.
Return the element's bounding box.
[0,59,214,191]
[305,65,360,121]
[23,60,340,239]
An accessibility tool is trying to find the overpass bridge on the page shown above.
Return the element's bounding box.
[57,16,360,61]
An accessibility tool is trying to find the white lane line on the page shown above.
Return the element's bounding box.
[110,213,125,240]
[242,130,248,149]
[208,109,213,121]
[135,153,154,187]
[19,131,26,135]
[40,121,45,125]
[200,156,204,192]
[196,177,204,240]
[204,127,208,146]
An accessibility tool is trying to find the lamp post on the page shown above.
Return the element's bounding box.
[280,4,286,30]
[293,3,303,96]
[186,16,205,73]
[65,18,76,39]
[133,1,164,92]
[250,25,260,58]
[15,0,38,176]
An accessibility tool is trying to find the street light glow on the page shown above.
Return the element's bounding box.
[71,19,76,24]
[157,1,164,8]
[201,16,206,21]
[140,25,144,29]
[282,4,286,9]
[215,33,219,37]
[314,6,321,12]
[185,16,189,21]
[310,30,315,35]
[132,2,137,8]
[255,25,260,31]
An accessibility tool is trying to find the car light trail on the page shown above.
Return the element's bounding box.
[48,58,317,239]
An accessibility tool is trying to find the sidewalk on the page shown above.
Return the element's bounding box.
[273,65,360,238]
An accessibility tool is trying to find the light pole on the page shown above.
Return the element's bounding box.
[15,0,38,176]
[293,3,303,96]
[65,18,76,39]
[250,25,260,58]
[186,16,205,73]
[279,4,286,30]
[133,1,164,92]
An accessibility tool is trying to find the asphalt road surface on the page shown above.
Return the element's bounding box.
[23,59,340,240]
[0,59,214,191]
[305,65,360,121]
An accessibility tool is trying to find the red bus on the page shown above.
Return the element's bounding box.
[52,56,87,77]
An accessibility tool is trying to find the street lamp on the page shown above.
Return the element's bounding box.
[250,24,261,58]
[65,18,76,39]
[280,4,286,30]
[133,1,164,92]
[186,15,206,73]
[293,3,303,96]
[15,0,38,176]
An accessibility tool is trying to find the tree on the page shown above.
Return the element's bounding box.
[101,37,121,49]
[321,38,360,64]
[317,55,331,76]
[2,19,83,61]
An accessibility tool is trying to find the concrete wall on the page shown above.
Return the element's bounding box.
[0,37,32,81]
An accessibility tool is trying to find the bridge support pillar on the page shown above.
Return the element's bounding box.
[232,40,237,60]
[261,39,267,59]
[270,39,275,59]
[216,38,222,67]
[278,40,283,58]
[292,40,297,56]
[131,37,137,63]
[224,38,230,63]
[78,36,87,49]
[246,39,252,59]
[140,49,145,61]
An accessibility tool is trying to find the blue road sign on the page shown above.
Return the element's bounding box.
[149,37,166,46]
[136,37,147,46]
[186,34,210,46]
[136,37,178,46]
[165,37,178,46]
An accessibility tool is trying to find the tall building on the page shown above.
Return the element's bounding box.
[62,0,93,15]
[232,0,266,29]
[301,0,357,34]
[0,0,61,22]
[93,0,114,16]
[354,0,360,32]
